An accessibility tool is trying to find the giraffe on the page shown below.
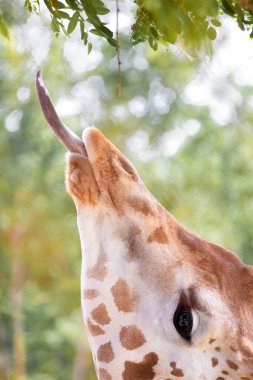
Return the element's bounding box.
[36,70,253,380]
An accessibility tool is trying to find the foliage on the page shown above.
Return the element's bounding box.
[132,0,253,53]
[0,0,253,56]
[26,0,116,54]
[20,0,253,55]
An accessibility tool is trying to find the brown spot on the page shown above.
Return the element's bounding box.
[226,359,238,371]
[97,342,114,363]
[120,325,146,350]
[91,303,111,326]
[221,371,229,375]
[211,357,219,367]
[216,378,225,380]
[209,338,216,344]
[170,362,184,377]
[229,345,237,353]
[148,226,168,244]
[125,224,143,261]
[123,352,158,380]
[86,318,105,336]
[215,347,221,352]
[83,289,99,299]
[98,368,112,380]
[111,278,138,312]
[127,196,153,216]
[87,251,107,281]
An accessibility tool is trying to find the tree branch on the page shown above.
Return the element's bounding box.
[116,0,122,97]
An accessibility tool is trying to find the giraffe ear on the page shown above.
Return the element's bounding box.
[112,154,139,181]
[65,152,100,205]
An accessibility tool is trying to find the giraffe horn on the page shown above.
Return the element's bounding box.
[35,69,87,156]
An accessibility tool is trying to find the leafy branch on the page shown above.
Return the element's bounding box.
[1,0,253,55]
[25,0,115,54]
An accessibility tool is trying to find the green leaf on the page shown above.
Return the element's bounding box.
[150,26,158,39]
[89,18,113,37]
[90,28,105,36]
[65,0,77,10]
[207,26,217,40]
[80,20,88,44]
[96,7,110,15]
[56,11,70,19]
[67,11,79,34]
[148,35,158,51]
[132,39,142,45]
[80,0,97,17]
[0,15,9,39]
[235,4,244,20]
[237,16,245,30]
[50,17,60,37]
[88,42,92,54]
[221,0,235,16]
[92,0,105,7]
[44,0,55,14]
[83,32,88,44]
[107,36,116,47]
[211,19,221,27]
[90,28,116,46]
[51,16,60,33]
[56,2,66,9]
[153,41,158,51]
[243,19,253,25]
[236,4,245,30]
[91,24,113,38]
[24,0,32,12]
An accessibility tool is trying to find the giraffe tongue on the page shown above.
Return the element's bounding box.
[35,69,87,156]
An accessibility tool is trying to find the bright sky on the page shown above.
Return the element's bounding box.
[183,18,253,126]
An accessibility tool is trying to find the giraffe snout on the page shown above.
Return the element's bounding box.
[81,128,140,205]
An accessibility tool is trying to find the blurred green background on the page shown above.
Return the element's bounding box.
[1,1,253,379]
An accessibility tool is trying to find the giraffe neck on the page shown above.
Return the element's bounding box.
[77,204,253,380]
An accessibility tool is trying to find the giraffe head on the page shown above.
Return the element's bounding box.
[37,71,253,380]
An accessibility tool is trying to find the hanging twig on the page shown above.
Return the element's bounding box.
[116,0,122,96]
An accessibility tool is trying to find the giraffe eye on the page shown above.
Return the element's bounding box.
[173,306,198,341]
